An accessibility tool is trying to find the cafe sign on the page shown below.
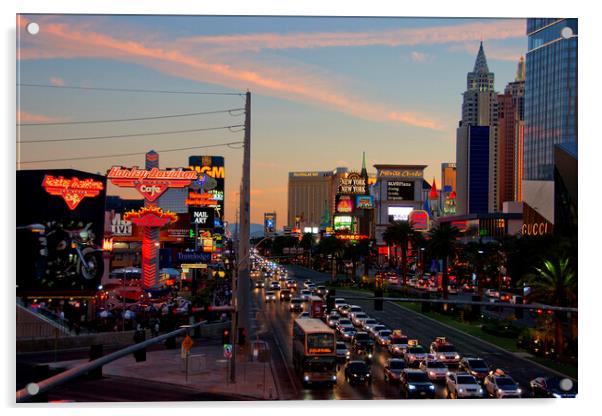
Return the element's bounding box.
[42,175,104,210]
[107,166,198,202]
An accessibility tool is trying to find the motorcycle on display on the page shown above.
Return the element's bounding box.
[20,221,104,282]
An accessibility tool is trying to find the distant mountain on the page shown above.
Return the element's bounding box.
[228,223,265,237]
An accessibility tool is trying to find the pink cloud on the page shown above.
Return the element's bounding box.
[180,20,525,52]
[49,76,65,86]
[448,42,524,62]
[17,110,64,123]
[17,16,448,131]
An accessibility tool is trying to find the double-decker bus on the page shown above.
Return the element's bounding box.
[292,318,337,386]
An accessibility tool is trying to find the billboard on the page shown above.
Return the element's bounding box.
[388,206,413,221]
[335,195,355,213]
[264,212,276,234]
[408,210,430,232]
[188,156,225,228]
[337,172,367,195]
[356,195,374,209]
[189,207,215,230]
[387,180,415,201]
[17,169,107,295]
[333,215,352,231]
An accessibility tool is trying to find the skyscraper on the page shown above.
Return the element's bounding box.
[523,19,578,223]
[495,57,525,211]
[456,42,498,215]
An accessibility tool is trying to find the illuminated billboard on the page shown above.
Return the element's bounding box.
[409,210,430,232]
[333,215,352,231]
[387,180,415,201]
[188,156,225,225]
[338,172,367,195]
[336,195,354,213]
[264,212,276,234]
[388,206,414,221]
[356,195,374,209]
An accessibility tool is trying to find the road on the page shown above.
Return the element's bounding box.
[275,264,576,397]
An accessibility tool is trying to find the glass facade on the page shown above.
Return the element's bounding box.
[524,18,578,180]
[468,126,490,214]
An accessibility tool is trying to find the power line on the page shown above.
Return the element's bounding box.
[19,124,245,144]
[18,140,245,164]
[18,83,244,96]
[17,108,245,126]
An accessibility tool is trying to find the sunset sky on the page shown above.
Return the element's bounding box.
[17,14,528,225]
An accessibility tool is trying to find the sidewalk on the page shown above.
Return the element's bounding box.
[46,339,280,401]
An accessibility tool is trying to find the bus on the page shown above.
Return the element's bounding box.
[309,295,326,319]
[292,318,337,386]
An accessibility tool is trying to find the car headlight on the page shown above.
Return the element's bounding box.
[429,385,435,390]
[552,393,562,398]
[517,388,522,394]
[455,355,460,359]
[497,388,503,395]
[479,388,484,394]
[346,351,351,356]
[459,388,464,393]
[368,353,373,359]
[439,355,446,360]
[429,371,435,377]
[304,375,310,382]
[332,375,337,381]
[408,385,416,390]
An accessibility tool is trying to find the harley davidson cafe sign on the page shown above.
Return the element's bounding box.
[107,166,198,202]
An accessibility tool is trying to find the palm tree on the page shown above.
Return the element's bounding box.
[383,221,413,286]
[427,223,461,300]
[520,258,576,358]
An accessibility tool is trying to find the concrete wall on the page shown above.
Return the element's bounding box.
[522,180,554,224]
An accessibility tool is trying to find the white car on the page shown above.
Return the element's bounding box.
[352,312,369,327]
[336,318,354,333]
[419,360,449,382]
[368,324,388,339]
[362,319,379,332]
[339,326,357,341]
[388,334,409,356]
[334,298,347,309]
[404,343,429,365]
[300,290,312,301]
[298,311,311,319]
[446,372,485,399]
[430,337,461,365]
[483,370,523,398]
[264,291,276,303]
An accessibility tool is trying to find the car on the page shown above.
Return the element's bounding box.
[254,280,265,289]
[339,326,357,341]
[447,285,459,295]
[336,341,351,362]
[298,311,311,319]
[300,289,312,301]
[483,369,523,398]
[334,298,347,308]
[404,340,429,366]
[270,281,281,291]
[485,288,500,298]
[362,318,379,332]
[383,358,406,383]
[400,369,436,399]
[352,312,369,327]
[286,279,298,290]
[316,286,328,297]
[338,304,351,316]
[459,357,491,382]
[279,289,292,301]
[529,376,578,398]
[264,291,276,303]
[368,324,388,339]
[446,372,485,399]
[419,359,449,382]
[376,329,392,346]
[303,279,313,288]
[348,305,363,320]
[308,284,317,292]
[388,332,409,356]
[289,297,303,312]
[351,332,374,353]
[344,360,371,385]
[336,318,353,332]
[327,314,340,328]
[429,337,461,365]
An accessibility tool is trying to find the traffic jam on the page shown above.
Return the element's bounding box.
[251,255,577,399]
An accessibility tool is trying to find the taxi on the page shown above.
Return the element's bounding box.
[429,337,461,365]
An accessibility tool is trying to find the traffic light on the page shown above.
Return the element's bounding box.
[222,328,231,345]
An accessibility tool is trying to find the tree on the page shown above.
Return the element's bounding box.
[383,221,414,286]
[300,233,314,266]
[427,223,461,300]
[519,258,576,358]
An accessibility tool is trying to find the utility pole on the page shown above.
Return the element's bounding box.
[232,91,251,382]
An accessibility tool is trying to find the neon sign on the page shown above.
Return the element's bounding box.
[409,210,430,232]
[107,166,197,202]
[42,175,104,210]
[124,206,178,227]
[335,234,369,240]
[308,348,333,354]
